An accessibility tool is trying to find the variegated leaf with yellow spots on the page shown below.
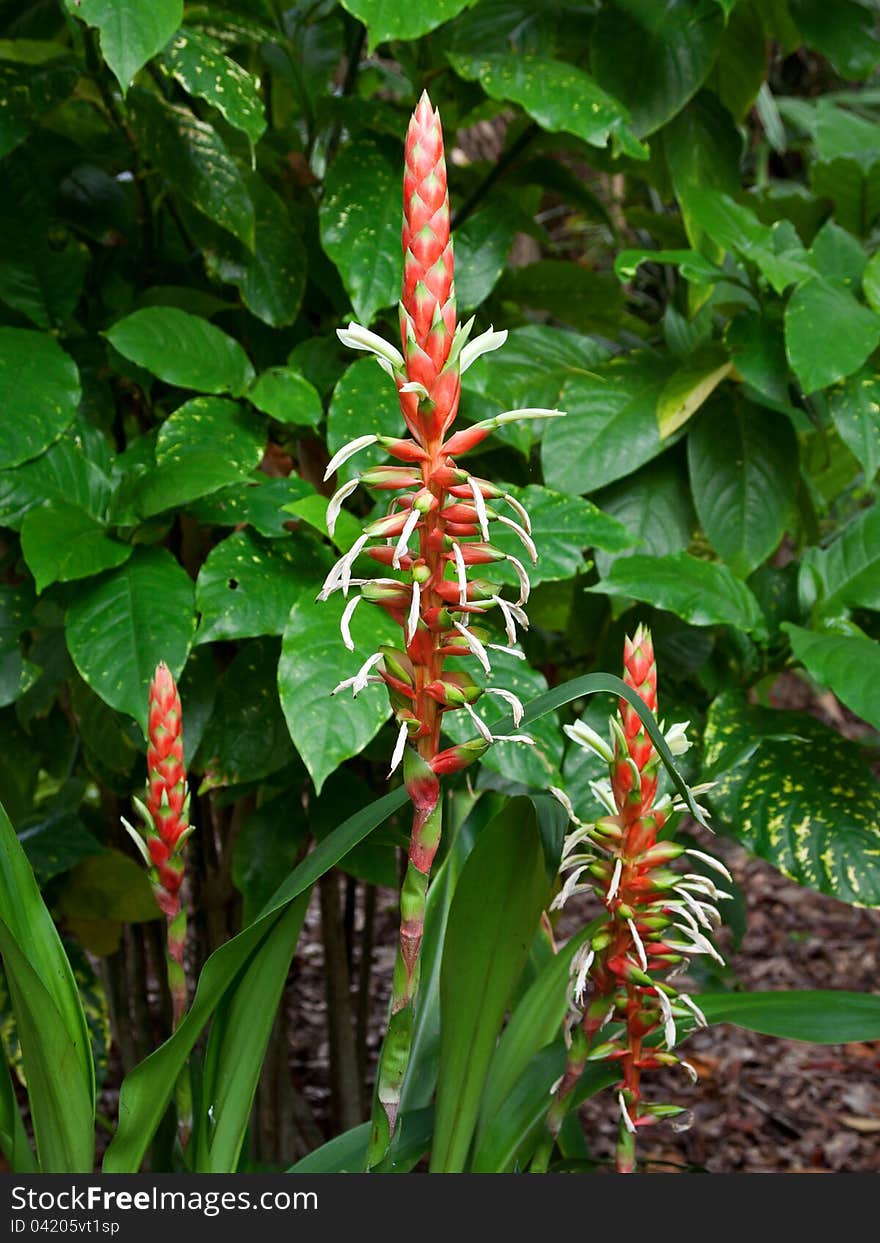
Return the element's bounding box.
[702,691,880,906]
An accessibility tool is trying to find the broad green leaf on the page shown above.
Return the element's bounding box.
[453,201,519,311]
[704,691,880,905]
[789,0,880,80]
[198,639,296,790]
[497,260,624,337]
[197,897,307,1172]
[0,179,87,329]
[232,791,308,925]
[0,58,76,159]
[713,0,767,122]
[17,808,104,887]
[594,456,695,576]
[697,989,880,1043]
[195,530,329,644]
[20,501,131,594]
[327,356,401,481]
[448,53,645,158]
[725,311,792,411]
[162,28,266,145]
[614,248,723,285]
[686,188,812,293]
[320,140,400,324]
[808,219,866,288]
[132,397,266,519]
[813,100,880,170]
[784,277,880,394]
[58,850,159,926]
[826,368,880,481]
[287,1108,434,1174]
[0,420,112,531]
[0,799,93,1171]
[784,625,880,734]
[341,0,477,51]
[279,595,396,793]
[431,797,548,1172]
[687,396,798,576]
[65,548,196,732]
[129,89,254,249]
[65,0,182,92]
[188,476,313,538]
[591,551,768,637]
[0,1050,35,1171]
[800,503,880,616]
[542,352,675,494]
[249,367,322,427]
[863,251,880,313]
[811,155,880,238]
[591,0,725,137]
[663,91,742,257]
[0,329,79,470]
[657,345,733,438]
[105,307,254,396]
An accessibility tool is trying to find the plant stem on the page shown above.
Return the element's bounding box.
[320,869,363,1131]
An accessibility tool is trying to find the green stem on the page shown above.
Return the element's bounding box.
[166,906,192,1152]
[530,1024,590,1173]
[366,794,442,1170]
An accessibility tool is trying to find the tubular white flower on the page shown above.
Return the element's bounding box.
[672,924,726,966]
[319,533,369,600]
[656,987,676,1049]
[551,864,592,911]
[571,943,595,1006]
[485,686,524,727]
[392,506,421,568]
[677,994,708,1028]
[494,407,564,427]
[681,1060,699,1084]
[466,477,491,541]
[326,478,359,537]
[352,651,384,696]
[670,888,716,931]
[506,554,531,605]
[487,642,525,660]
[388,721,409,777]
[406,580,421,645]
[564,719,615,764]
[459,325,507,374]
[323,434,379,482]
[493,733,535,745]
[550,785,583,826]
[490,595,519,645]
[618,1093,637,1136]
[627,918,648,972]
[664,720,692,756]
[502,491,531,534]
[607,857,623,903]
[452,620,491,674]
[450,540,468,605]
[685,848,733,881]
[462,700,493,744]
[589,778,617,816]
[337,323,405,371]
[496,513,538,564]
[340,594,361,652]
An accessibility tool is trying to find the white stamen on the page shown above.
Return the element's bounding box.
[459,325,507,374]
[323,434,378,482]
[452,620,491,673]
[319,533,368,600]
[336,323,405,370]
[485,686,524,727]
[607,857,623,903]
[406,580,421,644]
[463,700,493,744]
[399,380,428,397]
[466,477,491,540]
[502,492,531,534]
[326,478,359,537]
[618,1093,637,1136]
[495,407,564,426]
[340,595,361,651]
[496,513,538,563]
[388,721,409,777]
[506,554,531,605]
[564,719,615,764]
[451,540,468,605]
[551,864,591,911]
[550,786,582,825]
[549,1073,564,1096]
[685,849,733,881]
[627,918,647,971]
[672,924,726,966]
[392,506,421,568]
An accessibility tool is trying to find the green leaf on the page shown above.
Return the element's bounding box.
[197,639,295,790]
[0,799,94,1171]
[0,419,112,531]
[801,503,880,616]
[447,53,645,158]
[542,352,675,494]
[278,595,397,793]
[287,1108,434,1173]
[662,91,742,257]
[320,140,400,324]
[162,28,266,145]
[341,0,477,51]
[725,311,792,411]
[703,691,880,905]
[453,201,519,311]
[65,0,182,92]
[131,397,266,519]
[686,189,812,293]
[591,551,768,637]
[591,0,725,137]
[17,809,104,887]
[497,260,624,336]
[826,368,880,481]
[696,990,880,1043]
[327,356,401,480]
[0,329,80,470]
[657,345,734,439]
[0,174,88,329]
[808,219,866,288]
[58,850,159,926]
[431,797,548,1172]
[65,547,195,732]
[20,501,131,594]
[195,530,329,644]
[784,277,880,395]
[232,791,308,925]
[249,367,322,427]
[0,58,77,160]
[789,0,880,80]
[105,307,254,395]
[189,475,313,539]
[594,455,695,576]
[713,0,767,122]
[784,624,880,734]
[129,89,254,249]
[863,251,880,313]
[687,396,798,576]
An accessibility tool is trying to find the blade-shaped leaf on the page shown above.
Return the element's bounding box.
[697,990,880,1043]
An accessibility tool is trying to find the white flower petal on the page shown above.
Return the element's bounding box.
[392,506,421,568]
[459,326,507,374]
[466,477,491,540]
[340,594,361,651]
[452,620,491,674]
[388,721,409,777]
[326,478,359,537]
[337,323,404,370]
[323,434,379,482]
[485,686,524,727]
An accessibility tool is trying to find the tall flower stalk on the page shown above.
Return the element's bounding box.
[533,626,728,1173]
[322,91,561,1168]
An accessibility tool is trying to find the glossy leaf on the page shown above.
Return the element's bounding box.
[801,503,880,616]
[594,455,695,577]
[784,624,880,733]
[66,0,182,92]
[341,0,477,51]
[657,346,734,439]
[105,307,254,396]
[249,367,322,427]
[327,357,401,481]
[20,501,131,594]
[697,989,880,1043]
[785,277,880,394]
[162,28,266,145]
[827,367,880,481]
[0,329,79,470]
